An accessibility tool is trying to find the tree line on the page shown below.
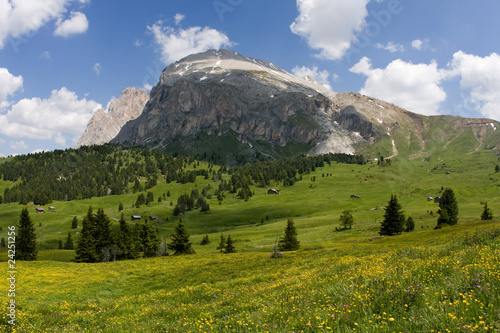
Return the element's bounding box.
[0,144,366,206]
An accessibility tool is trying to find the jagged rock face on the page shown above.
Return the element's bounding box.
[77,87,149,147]
[111,49,500,160]
[112,50,361,155]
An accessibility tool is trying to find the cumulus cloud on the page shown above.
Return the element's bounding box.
[9,141,28,150]
[448,51,500,120]
[290,0,370,60]
[54,11,88,37]
[292,65,332,90]
[350,57,447,115]
[411,39,429,51]
[0,87,101,146]
[0,0,69,48]
[148,16,233,65]
[374,41,404,53]
[0,68,23,109]
[174,13,185,25]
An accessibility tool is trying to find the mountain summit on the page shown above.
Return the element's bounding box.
[106,49,499,163]
[77,87,149,148]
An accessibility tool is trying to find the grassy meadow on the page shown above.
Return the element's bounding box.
[0,148,500,332]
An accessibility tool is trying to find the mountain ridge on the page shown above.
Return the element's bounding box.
[75,49,500,162]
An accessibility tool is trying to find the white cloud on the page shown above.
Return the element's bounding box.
[411,39,429,51]
[41,50,51,59]
[448,51,500,120]
[142,83,153,92]
[0,87,101,146]
[92,62,101,76]
[350,57,447,115]
[9,141,27,150]
[0,68,23,109]
[54,11,88,37]
[0,0,69,48]
[290,0,370,60]
[133,39,142,47]
[292,65,332,90]
[174,13,185,25]
[148,17,233,65]
[374,41,404,53]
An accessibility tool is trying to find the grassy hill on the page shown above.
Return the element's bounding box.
[0,147,499,331]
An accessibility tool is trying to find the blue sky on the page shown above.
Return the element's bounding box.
[1,0,500,157]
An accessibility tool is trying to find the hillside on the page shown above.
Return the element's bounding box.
[1,144,500,331]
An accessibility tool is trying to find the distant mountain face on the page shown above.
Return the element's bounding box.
[109,49,500,163]
[77,87,149,148]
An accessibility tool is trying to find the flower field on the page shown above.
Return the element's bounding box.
[2,222,499,332]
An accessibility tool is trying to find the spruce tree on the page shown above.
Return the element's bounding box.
[200,235,210,245]
[224,234,236,253]
[379,195,405,236]
[1,237,5,247]
[216,233,226,253]
[138,220,161,257]
[58,240,63,249]
[64,232,74,250]
[94,208,112,260]
[16,208,38,261]
[437,188,459,227]
[71,216,78,229]
[277,218,300,251]
[75,207,99,263]
[481,202,493,220]
[116,213,137,259]
[405,216,415,232]
[118,202,124,212]
[167,217,195,255]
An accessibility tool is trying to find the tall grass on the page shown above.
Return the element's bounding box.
[1,221,498,332]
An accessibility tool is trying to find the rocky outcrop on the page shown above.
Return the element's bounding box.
[109,50,500,161]
[77,87,149,147]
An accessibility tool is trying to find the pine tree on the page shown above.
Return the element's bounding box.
[75,207,99,263]
[481,202,493,220]
[277,218,300,251]
[437,188,459,227]
[71,217,78,229]
[0,237,5,248]
[64,232,74,250]
[135,193,146,208]
[224,234,236,253]
[94,208,112,261]
[379,195,405,236]
[200,235,210,245]
[58,240,63,249]
[216,233,226,253]
[339,210,354,230]
[116,213,137,259]
[146,191,154,205]
[16,208,38,260]
[139,220,161,257]
[118,202,124,211]
[405,216,415,232]
[167,217,195,255]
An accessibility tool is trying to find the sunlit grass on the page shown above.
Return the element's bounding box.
[1,221,499,332]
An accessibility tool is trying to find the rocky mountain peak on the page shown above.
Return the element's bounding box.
[104,50,500,164]
[77,87,149,148]
[156,49,335,99]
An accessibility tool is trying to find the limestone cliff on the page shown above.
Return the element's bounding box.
[77,87,149,147]
[108,50,500,162]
